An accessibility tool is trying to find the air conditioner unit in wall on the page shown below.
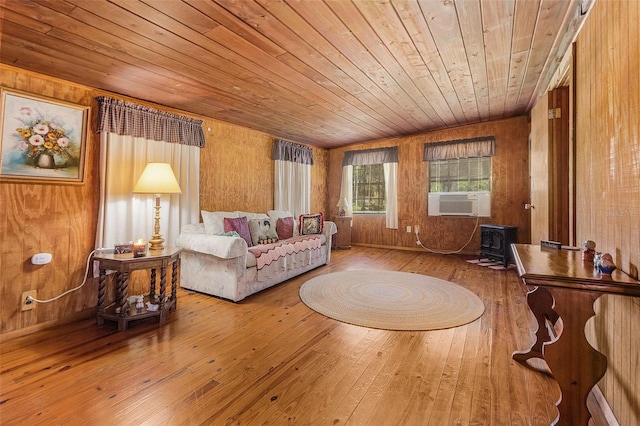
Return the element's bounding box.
[428,192,491,217]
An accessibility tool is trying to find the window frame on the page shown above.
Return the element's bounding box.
[428,156,492,193]
[352,163,386,214]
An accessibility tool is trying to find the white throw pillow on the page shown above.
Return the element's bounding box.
[236,211,269,222]
[201,210,238,235]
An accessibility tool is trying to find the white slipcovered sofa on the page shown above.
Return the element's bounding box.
[175,210,336,302]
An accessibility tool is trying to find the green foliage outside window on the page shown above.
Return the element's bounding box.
[429,157,491,192]
[352,164,386,213]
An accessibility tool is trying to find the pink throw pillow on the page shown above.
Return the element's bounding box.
[276,217,295,240]
[223,216,253,247]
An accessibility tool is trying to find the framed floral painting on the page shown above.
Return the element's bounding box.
[0,89,89,184]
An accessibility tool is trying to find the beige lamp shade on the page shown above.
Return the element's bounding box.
[336,197,349,208]
[133,163,182,194]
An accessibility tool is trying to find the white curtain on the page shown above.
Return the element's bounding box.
[339,165,353,217]
[383,162,398,229]
[96,132,200,248]
[274,159,310,219]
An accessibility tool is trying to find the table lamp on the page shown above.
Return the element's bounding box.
[337,197,349,217]
[133,163,182,251]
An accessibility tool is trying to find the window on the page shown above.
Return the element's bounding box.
[429,156,491,193]
[352,163,386,213]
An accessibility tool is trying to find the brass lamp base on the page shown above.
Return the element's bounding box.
[149,194,164,251]
[149,235,164,251]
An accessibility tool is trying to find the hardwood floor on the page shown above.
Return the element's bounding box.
[1,247,570,425]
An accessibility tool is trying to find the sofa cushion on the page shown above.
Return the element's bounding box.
[276,216,295,240]
[299,212,324,235]
[224,216,252,247]
[248,218,279,245]
[202,210,237,234]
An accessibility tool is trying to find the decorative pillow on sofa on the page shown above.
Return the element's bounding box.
[248,218,279,245]
[276,217,295,240]
[202,210,237,234]
[223,216,253,247]
[299,212,324,235]
[268,210,299,237]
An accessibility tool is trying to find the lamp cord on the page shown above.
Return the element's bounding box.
[26,248,113,304]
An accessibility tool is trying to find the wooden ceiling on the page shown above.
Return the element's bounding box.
[1,0,589,148]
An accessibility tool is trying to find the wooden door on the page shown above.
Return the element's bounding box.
[529,87,570,245]
[530,92,550,245]
[548,87,570,244]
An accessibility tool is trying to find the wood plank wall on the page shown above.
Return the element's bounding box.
[0,67,100,337]
[198,121,328,215]
[573,1,640,424]
[327,116,531,253]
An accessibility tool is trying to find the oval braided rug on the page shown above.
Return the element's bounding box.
[299,270,485,331]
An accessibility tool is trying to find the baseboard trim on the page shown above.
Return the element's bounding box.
[589,385,620,426]
[0,309,94,342]
[351,243,478,256]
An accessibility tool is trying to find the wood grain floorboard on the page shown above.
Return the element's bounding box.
[1,247,569,425]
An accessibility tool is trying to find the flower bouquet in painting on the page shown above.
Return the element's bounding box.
[16,111,78,169]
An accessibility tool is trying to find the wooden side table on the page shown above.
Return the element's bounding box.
[332,216,352,249]
[511,244,640,425]
[93,247,181,331]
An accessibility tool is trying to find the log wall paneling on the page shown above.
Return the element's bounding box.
[328,116,531,254]
[573,0,639,423]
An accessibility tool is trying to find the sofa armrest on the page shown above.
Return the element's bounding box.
[324,221,337,238]
[176,232,248,259]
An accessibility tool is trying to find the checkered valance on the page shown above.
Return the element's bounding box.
[423,137,494,161]
[272,139,314,165]
[342,147,398,166]
[95,96,205,147]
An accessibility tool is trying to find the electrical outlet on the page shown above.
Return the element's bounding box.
[414,225,420,234]
[406,225,412,233]
[21,290,37,311]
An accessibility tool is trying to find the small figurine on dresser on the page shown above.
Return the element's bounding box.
[597,253,617,275]
[135,295,144,312]
[582,240,596,262]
